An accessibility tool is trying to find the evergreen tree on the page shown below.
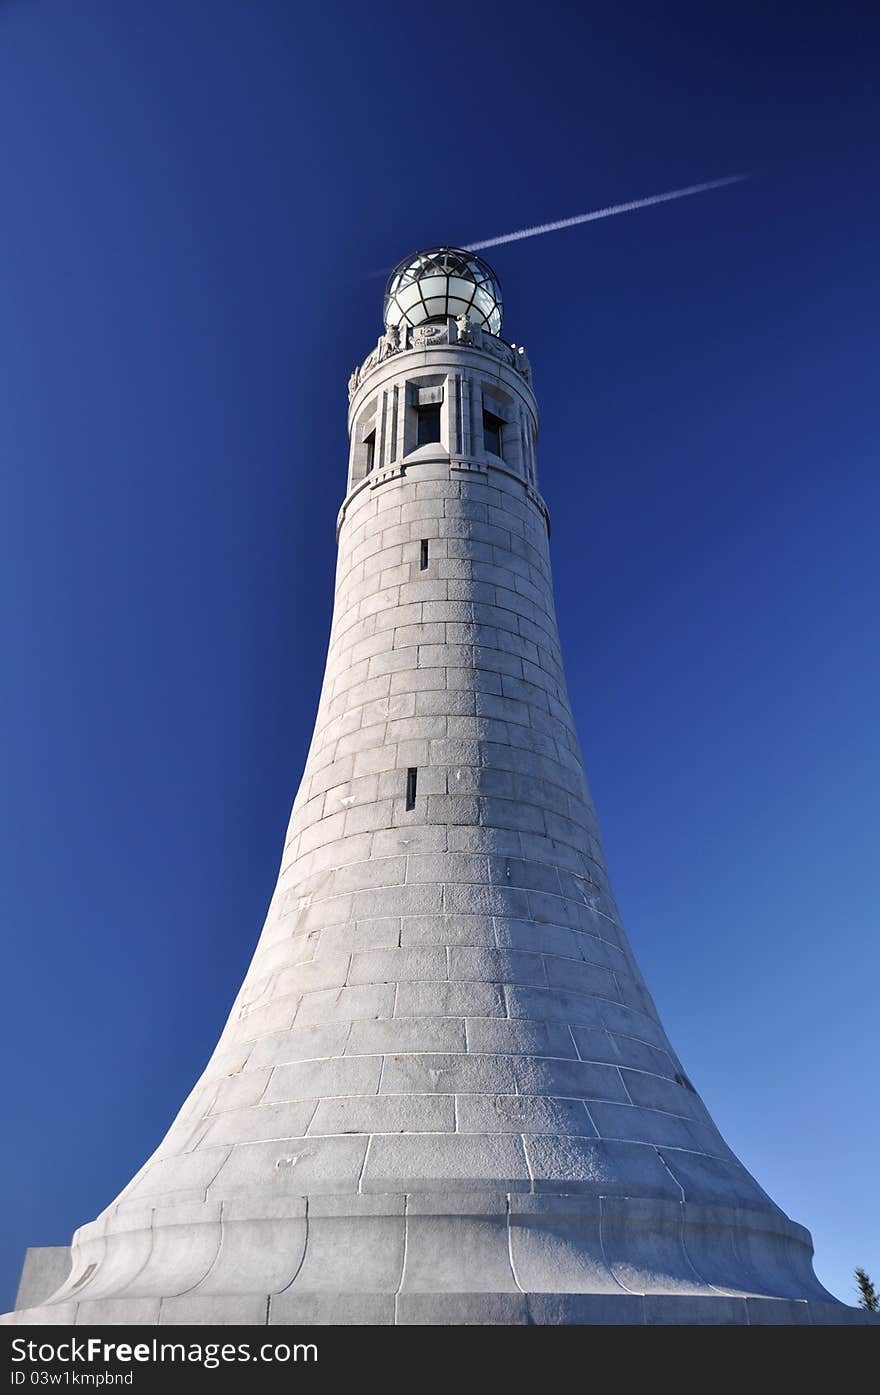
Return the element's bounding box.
[855,1267,879,1311]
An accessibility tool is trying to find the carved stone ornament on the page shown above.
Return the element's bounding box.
[413,323,447,347]
[484,335,513,366]
[380,324,400,359]
[512,343,532,381]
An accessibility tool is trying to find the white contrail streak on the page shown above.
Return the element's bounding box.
[463,175,748,252]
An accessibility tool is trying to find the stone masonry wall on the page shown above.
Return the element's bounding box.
[102,358,776,1220]
[6,331,843,1325]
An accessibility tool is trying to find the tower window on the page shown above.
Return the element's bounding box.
[416,403,441,446]
[483,410,503,458]
[420,539,429,570]
[405,767,418,811]
[364,430,376,475]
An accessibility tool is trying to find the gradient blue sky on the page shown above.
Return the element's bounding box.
[1,1,877,1310]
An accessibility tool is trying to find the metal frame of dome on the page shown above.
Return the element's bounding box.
[384,246,503,336]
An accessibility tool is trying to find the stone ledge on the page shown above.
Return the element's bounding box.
[5,1293,875,1327]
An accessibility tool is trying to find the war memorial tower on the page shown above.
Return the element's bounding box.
[5,249,862,1325]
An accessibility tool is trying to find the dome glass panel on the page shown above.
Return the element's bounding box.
[383,246,503,335]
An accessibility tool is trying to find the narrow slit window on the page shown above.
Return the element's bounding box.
[364,429,376,475]
[419,539,429,570]
[416,403,441,446]
[405,767,418,811]
[483,410,503,458]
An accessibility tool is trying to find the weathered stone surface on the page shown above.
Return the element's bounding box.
[14,1249,71,1311]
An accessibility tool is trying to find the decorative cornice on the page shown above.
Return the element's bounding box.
[336,453,551,541]
[348,316,532,405]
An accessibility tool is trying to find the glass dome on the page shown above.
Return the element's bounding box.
[384,247,503,336]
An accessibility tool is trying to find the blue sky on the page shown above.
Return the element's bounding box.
[1,1,877,1310]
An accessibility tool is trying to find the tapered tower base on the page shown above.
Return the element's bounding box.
[6,1193,870,1326]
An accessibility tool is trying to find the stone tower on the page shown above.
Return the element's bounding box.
[6,248,858,1326]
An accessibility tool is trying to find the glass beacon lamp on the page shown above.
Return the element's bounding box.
[383,247,504,336]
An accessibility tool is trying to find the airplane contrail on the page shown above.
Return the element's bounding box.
[463,174,748,252]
